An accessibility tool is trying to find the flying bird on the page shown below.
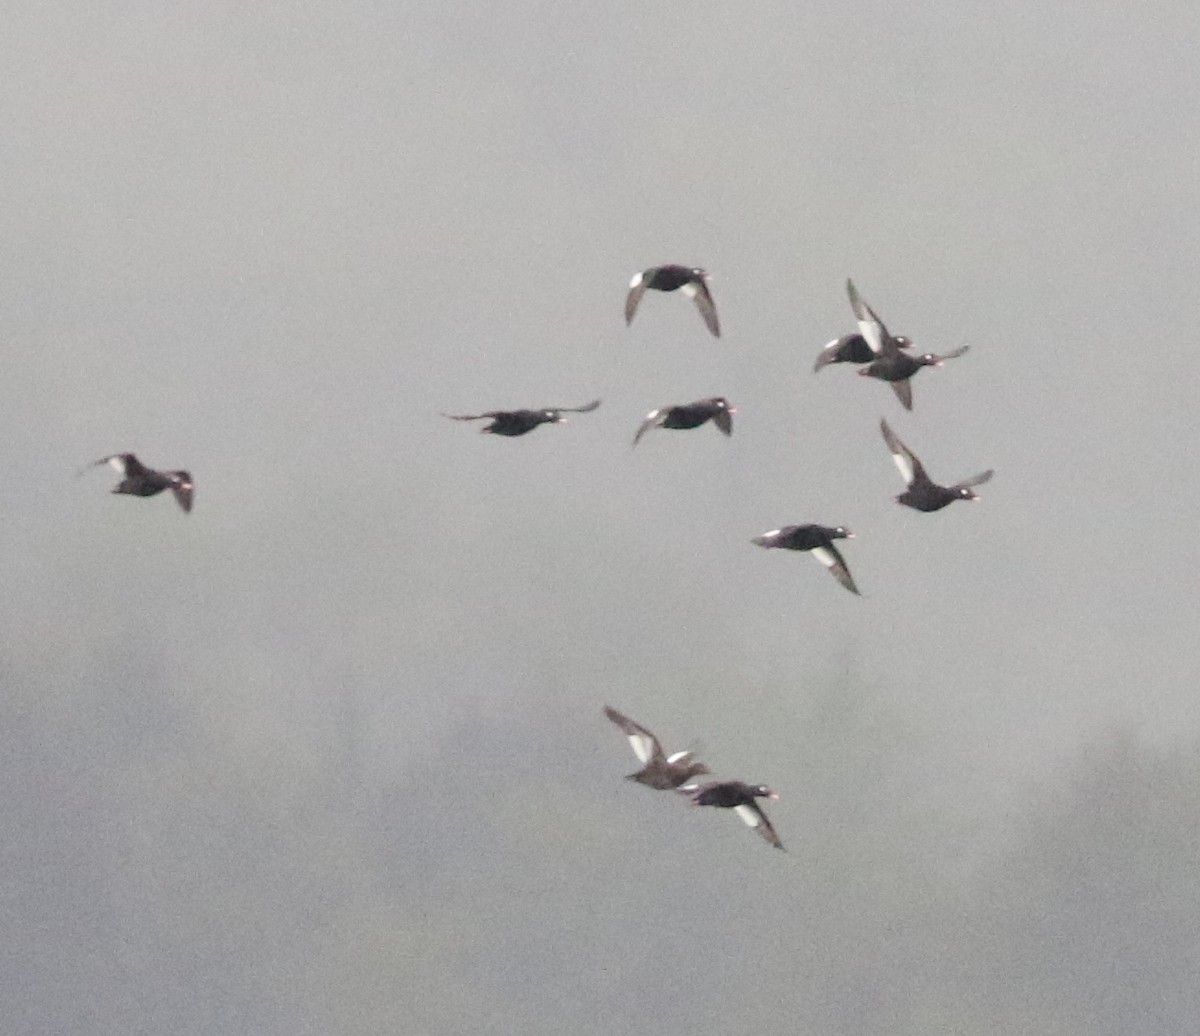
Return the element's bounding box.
[681,780,784,850]
[812,331,913,372]
[751,524,860,595]
[603,706,710,790]
[847,279,968,410]
[442,399,600,436]
[82,453,193,513]
[880,418,994,511]
[625,265,720,337]
[632,396,735,447]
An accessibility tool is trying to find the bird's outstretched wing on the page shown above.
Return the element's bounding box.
[632,409,664,448]
[734,802,785,850]
[810,542,860,596]
[169,473,194,513]
[890,379,914,411]
[624,270,649,326]
[604,706,665,765]
[681,278,721,337]
[846,279,894,356]
[880,418,927,487]
[952,469,994,491]
[932,345,970,363]
[441,411,501,422]
[85,452,146,477]
[558,399,601,414]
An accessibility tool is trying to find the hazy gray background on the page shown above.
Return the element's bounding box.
[3,2,1198,1033]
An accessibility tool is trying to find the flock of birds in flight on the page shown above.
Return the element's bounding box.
[81,264,992,851]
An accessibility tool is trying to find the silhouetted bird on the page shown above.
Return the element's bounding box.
[681,781,784,850]
[83,453,193,513]
[632,396,735,447]
[442,399,600,436]
[847,279,967,410]
[881,418,993,511]
[625,265,720,337]
[603,706,710,790]
[812,331,912,372]
[752,524,859,595]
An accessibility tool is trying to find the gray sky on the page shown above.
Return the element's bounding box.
[3,2,1200,1033]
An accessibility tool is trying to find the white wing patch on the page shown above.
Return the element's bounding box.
[858,316,884,355]
[734,804,762,829]
[106,456,129,473]
[666,750,691,764]
[680,283,698,298]
[810,546,836,569]
[628,271,645,289]
[626,732,654,765]
[891,450,914,485]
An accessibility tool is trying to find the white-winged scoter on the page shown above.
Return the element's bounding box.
[632,396,735,447]
[84,453,193,513]
[625,265,720,337]
[680,780,784,850]
[442,399,601,436]
[880,418,993,512]
[752,524,860,595]
[604,706,710,790]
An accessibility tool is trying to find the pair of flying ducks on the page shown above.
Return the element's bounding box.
[444,395,735,448]
[814,279,969,411]
[753,421,993,595]
[604,706,783,850]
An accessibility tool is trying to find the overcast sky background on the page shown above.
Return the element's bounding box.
[3,2,1199,1033]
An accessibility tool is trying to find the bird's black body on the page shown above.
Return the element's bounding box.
[625,265,720,337]
[604,706,710,790]
[642,266,696,292]
[881,418,993,512]
[752,523,859,595]
[443,400,600,436]
[682,780,784,850]
[633,396,734,447]
[86,453,193,513]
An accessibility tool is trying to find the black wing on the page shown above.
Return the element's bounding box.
[952,469,994,491]
[890,379,914,411]
[557,399,601,414]
[624,270,650,326]
[683,277,721,337]
[169,472,194,513]
[442,410,503,422]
